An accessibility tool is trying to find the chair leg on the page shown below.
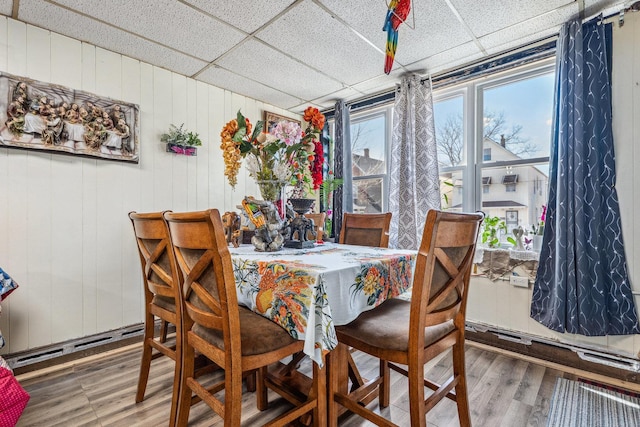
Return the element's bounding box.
[224,365,243,425]
[245,369,257,392]
[176,342,195,427]
[168,326,182,427]
[328,343,348,427]
[136,312,155,403]
[312,361,327,427]
[452,342,472,427]
[379,359,390,408]
[408,362,427,427]
[257,366,269,411]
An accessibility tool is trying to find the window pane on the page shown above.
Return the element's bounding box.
[480,164,548,238]
[351,115,386,175]
[353,178,383,213]
[434,95,465,167]
[483,73,554,162]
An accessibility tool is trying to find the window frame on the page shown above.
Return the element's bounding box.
[348,105,393,213]
[435,58,554,213]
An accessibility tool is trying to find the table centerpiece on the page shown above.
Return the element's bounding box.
[221,110,320,251]
[284,107,326,248]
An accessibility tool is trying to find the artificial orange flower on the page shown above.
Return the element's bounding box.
[220,119,242,188]
[303,106,325,130]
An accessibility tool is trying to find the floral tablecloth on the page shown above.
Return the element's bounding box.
[229,243,417,366]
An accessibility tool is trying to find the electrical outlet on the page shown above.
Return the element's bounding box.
[510,275,529,288]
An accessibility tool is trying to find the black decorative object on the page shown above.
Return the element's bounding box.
[284,198,316,249]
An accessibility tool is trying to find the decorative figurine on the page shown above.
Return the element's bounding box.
[242,197,285,252]
[222,211,241,246]
[513,226,525,251]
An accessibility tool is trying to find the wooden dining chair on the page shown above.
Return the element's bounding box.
[339,212,392,248]
[305,212,326,241]
[129,211,183,426]
[164,209,325,426]
[329,210,483,427]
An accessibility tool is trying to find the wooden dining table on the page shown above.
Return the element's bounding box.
[229,242,417,424]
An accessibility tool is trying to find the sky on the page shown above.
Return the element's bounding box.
[434,72,555,162]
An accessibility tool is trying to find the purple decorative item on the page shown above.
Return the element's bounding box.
[166,142,197,156]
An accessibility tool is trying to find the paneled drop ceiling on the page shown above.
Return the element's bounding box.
[3,0,630,113]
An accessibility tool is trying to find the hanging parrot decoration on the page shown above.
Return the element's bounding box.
[383,0,411,74]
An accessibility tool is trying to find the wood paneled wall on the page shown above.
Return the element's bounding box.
[0,17,299,354]
[467,13,640,358]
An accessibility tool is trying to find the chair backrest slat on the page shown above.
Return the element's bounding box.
[305,212,326,241]
[339,212,392,248]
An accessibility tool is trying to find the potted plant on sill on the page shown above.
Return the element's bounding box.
[481,215,508,248]
[161,123,202,156]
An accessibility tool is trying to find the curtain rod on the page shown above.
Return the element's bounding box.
[323,35,556,118]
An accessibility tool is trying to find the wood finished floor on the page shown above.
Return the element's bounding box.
[15,343,569,427]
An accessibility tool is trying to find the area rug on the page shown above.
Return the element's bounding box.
[547,377,640,426]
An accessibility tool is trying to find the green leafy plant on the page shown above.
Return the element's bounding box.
[481,215,507,248]
[320,171,343,238]
[441,179,454,209]
[161,123,202,147]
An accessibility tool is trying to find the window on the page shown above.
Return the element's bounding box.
[503,174,518,192]
[435,59,553,246]
[482,176,491,194]
[329,58,553,240]
[349,108,391,213]
[481,66,552,233]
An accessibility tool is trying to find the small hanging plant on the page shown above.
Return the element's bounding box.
[162,123,202,155]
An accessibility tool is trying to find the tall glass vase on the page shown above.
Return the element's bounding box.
[255,179,287,219]
[256,180,284,202]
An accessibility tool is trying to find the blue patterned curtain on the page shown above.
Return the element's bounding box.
[388,75,440,249]
[530,18,640,336]
[333,100,351,239]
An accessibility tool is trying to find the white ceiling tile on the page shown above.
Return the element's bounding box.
[216,39,343,101]
[290,102,326,114]
[479,3,579,54]
[197,66,303,109]
[18,0,208,76]
[46,0,246,62]
[319,0,472,65]
[311,87,363,107]
[256,0,384,85]
[182,0,296,33]
[449,0,574,38]
[406,42,484,76]
[0,0,12,16]
[350,70,404,96]
[483,28,559,57]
